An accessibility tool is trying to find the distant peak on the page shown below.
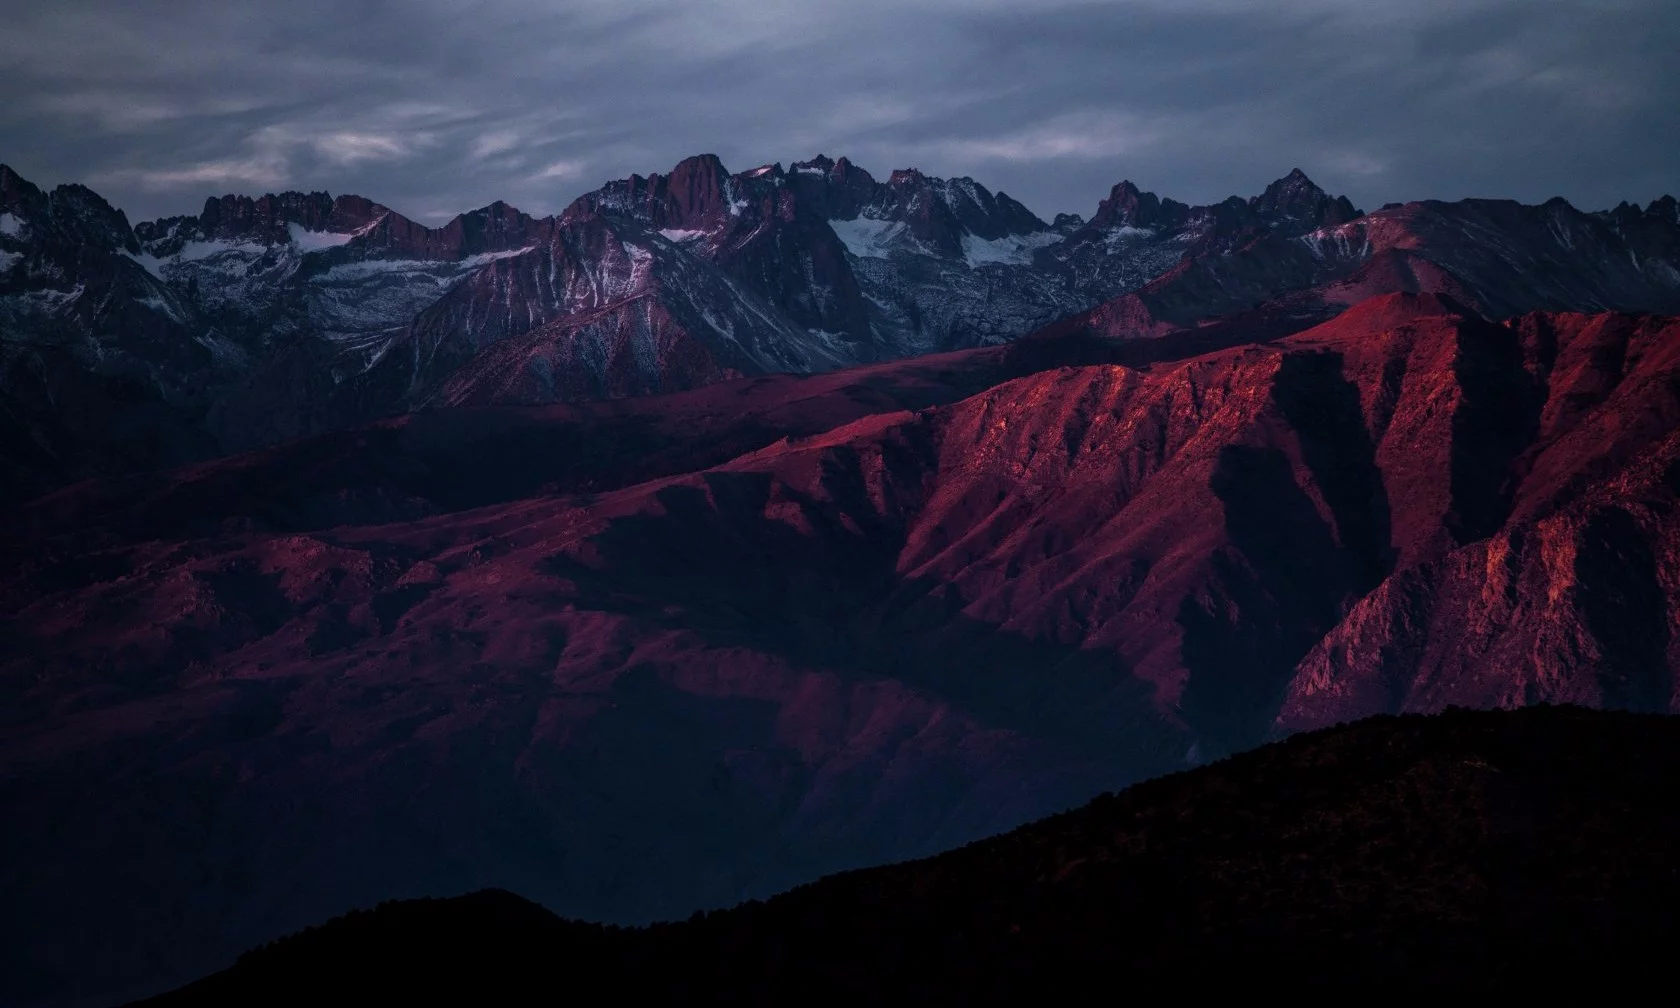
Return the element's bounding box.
[828,156,875,187]
[1251,168,1361,227]
[668,153,730,180]
[457,199,533,227]
[1092,179,1167,229]
[1264,168,1325,196]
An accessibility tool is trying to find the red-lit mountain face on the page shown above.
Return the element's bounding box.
[1279,308,1680,727]
[5,291,1677,1006]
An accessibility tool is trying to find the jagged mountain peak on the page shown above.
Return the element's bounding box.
[665,152,734,196]
[671,151,729,174]
[1261,166,1323,197]
[790,154,876,192]
[0,163,45,208]
[196,189,351,242]
[1091,179,1169,229]
[1251,167,1361,227]
[830,155,871,180]
[452,198,538,229]
[887,166,929,187]
[0,166,147,257]
[0,166,136,249]
[567,152,740,231]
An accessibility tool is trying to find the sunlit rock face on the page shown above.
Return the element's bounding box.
[6,287,1680,1005]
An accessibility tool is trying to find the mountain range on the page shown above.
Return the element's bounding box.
[5,157,1677,503]
[2,154,1679,1006]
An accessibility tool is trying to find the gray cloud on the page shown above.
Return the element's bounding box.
[1,0,1674,224]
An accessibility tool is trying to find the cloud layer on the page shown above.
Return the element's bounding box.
[2,0,1675,223]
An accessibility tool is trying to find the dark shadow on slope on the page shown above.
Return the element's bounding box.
[1272,350,1396,591]
[1574,506,1673,711]
[539,470,1185,775]
[1447,317,1542,543]
[1177,445,1366,756]
[1003,303,1328,377]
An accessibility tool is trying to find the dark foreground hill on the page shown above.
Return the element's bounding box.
[142,705,1680,1003]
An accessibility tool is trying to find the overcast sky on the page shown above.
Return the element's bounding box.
[2,0,1675,225]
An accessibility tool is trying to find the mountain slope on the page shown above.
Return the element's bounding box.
[0,165,222,501]
[140,705,1680,1004]
[1279,309,1680,726]
[8,344,1020,543]
[6,292,1678,1006]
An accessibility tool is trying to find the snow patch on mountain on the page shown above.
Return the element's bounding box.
[138,293,189,324]
[159,239,268,266]
[0,249,20,272]
[192,330,252,368]
[0,213,23,238]
[462,246,538,269]
[599,241,654,300]
[830,217,909,259]
[659,229,707,244]
[286,223,355,252]
[1299,226,1373,262]
[803,328,861,357]
[21,285,84,311]
[1103,226,1156,247]
[961,231,1059,267]
[122,250,166,279]
[316,259,445,283]
[312,247,529,285]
